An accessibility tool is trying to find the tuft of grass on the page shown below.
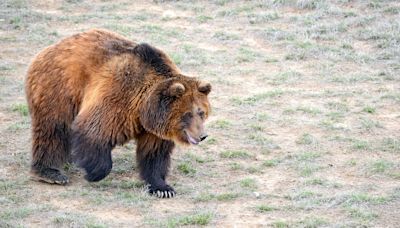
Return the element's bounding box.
[296,151,321,161]
[271,220,289,228]
[380,138,400,153]
[345,193,390,205]
[248,133,277,147]
[194,193,215,202]
[296,0,326,9]
[239,178,257,190]
[297,163,321,177]
[351,140,370,150]
[184,153,209,164]
[263,159,280,167]
[362,106,376,114]
[170,53,183,65]
[216,193,240,201]
[11,103,29,116]
[246,166,262,174]
[210,119,232,129]
[248,12,279,24]
[289,190,316,200]
[229,162,243,170]
[254,113,271,121]
[0,207,34,221]
[7,120,30,132]
[119,180,145,189]
[197,15,213,23]
[360,117,383,131]
[177,162,196,176]
[383,6,400,15]
[256,205,277,212]
[368,159,393,174]
[296,106,322,115]
[213,31,240,41]
[296,216,328,227]
[270,71,302,85]
[236,47,262,63]
[163,212,213,227]
[347,207,378,221]
[248,123,263,131]
[220,150,250,159]
[304,178,327,186]
[296,133,317,145]
[231,90,284,106]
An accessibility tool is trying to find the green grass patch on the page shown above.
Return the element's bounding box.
[210,119,232,129]
[256,205,277,212]
[248,133,276,147]
[194,193,215,202]
[7,120,30,132]
[271,220,289,228]
[362,106,376,114]
[263,159,280,167]
[220,150,250,159]
[229,162,243,170]
[240,178,257,190]
[347,207,378,221]
[248,12,279,24]
[216,193,240,201]
[197,15,213,23]
[296,151,321,161]
[304,178,327,186]
[295,216,328,227]
[296,133,317,145]
[351,140,370,150]
[297,163,321,177]
[270,71,302,85]
[162,212,213,227]
[213,31,240,41]
[231,90,283,106]
[0,207,34,221]
[360,117,383,131]
[380,138,400,153]
[177,162,196,176]
[345,193,390,205]
[11,103,29,116]
[296,106,322,115]
[368,159,394,174]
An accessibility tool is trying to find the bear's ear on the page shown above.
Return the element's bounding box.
[198,81,211,95]
[164,82,186,97]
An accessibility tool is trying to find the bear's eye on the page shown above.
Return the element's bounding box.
[198,110,205,119]
[181,112,193,126]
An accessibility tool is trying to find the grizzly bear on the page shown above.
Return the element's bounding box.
[25,29,211,198]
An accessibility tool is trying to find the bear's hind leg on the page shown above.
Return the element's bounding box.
[30,122,70,185]
[136,133,175,198]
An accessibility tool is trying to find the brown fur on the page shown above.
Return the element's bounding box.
[26,29,211,197]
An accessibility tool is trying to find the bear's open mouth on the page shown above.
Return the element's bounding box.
[184,131,199,145]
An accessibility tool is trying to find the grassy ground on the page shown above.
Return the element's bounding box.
[1,0,399,227]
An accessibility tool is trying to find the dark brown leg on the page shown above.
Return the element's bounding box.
[136,133,175,198]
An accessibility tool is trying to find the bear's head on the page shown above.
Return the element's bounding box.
[140,77,211,145]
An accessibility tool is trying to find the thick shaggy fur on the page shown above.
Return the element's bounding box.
[26,29,211,197]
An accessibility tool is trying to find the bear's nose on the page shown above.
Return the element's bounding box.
[200,134,208,142]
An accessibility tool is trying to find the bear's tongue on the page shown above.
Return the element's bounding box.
[186,133,199,145]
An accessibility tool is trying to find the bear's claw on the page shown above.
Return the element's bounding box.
[148,185,176,198]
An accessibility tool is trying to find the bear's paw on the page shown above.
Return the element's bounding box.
[148,185,176,198]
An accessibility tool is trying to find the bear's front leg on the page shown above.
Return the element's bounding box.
[71,126,114,182]
[136,133,175,198]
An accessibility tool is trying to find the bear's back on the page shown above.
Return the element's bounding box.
[26,29,138,121]
[28,29,136,82]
